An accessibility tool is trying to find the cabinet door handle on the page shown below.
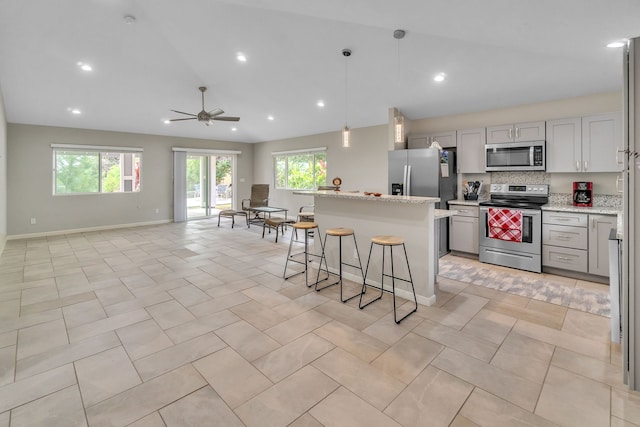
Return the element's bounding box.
[616,175,624,193]
[576,160,580,171]
[584,160,588,171]
[509,128,513,139]
[557,256,573,261]
[616,147,625,165]
[515,127,520,139]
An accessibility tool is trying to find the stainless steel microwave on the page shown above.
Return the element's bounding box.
[485,140,545,171]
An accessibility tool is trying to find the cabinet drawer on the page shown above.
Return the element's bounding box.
[542,224,588,250]
[542,211,588,227]
[449,206,478,218]
[542,245,588,272]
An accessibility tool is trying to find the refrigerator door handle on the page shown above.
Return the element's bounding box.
[402,165,408,196]
[406,165,411,196]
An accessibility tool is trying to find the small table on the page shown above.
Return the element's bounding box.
[249,206,288,224]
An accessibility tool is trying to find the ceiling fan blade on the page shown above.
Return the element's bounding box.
[208,108,224,117]
[213,116,240,122]
[170,117,198,122]
[170,109,197,117]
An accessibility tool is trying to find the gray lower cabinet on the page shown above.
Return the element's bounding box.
[449,205,479,254]
[588,214,617,277]
[542,211,616,276]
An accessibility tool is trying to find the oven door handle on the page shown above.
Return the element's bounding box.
[479,207,541,216]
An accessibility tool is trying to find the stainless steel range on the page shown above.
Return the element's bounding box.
[479,184,549,273]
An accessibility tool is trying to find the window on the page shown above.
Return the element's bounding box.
[273,149,326,190]
[52,145,142,195]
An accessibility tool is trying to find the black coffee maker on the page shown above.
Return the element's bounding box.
[573,181,593,207]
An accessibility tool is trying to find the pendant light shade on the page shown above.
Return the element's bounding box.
[342,125,350,148]
[394,114,404,144]
[341,48,352,148]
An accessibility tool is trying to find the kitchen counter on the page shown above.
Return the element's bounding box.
[300,190,440,205]
[542,203,621,215]
[296,190,440,306]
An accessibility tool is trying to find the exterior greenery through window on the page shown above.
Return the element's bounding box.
[274,151,326,190]
[54,149,141,194]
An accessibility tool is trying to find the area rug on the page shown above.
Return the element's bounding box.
[438,258,610,317]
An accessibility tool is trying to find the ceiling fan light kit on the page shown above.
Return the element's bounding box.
[170,86,240,126]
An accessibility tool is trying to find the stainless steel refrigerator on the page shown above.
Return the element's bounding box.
[388,148,457,257]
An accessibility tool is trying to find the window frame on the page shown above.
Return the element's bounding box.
[51,144,143,196]
[272,147,327,191]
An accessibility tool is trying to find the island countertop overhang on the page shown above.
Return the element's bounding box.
[293,190,440,205]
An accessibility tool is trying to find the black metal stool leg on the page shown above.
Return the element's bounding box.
[393,243,418,324]
[359,242,384,309]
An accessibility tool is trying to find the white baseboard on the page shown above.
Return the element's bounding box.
[7,220,172,240]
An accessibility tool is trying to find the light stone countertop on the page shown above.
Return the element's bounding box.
[295,190,440,204]
[541,203,622,216]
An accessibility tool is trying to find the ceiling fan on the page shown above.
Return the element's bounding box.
[170,86,240,126]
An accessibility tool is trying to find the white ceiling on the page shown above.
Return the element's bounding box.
[0,0,638,143]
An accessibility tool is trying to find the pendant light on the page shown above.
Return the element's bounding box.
[342,48,352,148]
[394,114,404,144]
[393,30,406,144]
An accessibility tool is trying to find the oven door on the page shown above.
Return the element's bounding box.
[479,206,542,254]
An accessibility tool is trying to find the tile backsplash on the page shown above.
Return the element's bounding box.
[467,171,623,207]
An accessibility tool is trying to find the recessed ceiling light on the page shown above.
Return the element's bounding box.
[607,41,626,48]
[163,119,171,124]
[317,100,325,107]
[267,115,274,121]
[237,53,247,62]
[434,72,446,82]
[123,15,136,24]
[231,127,237,131]
[68,108,81,115]
[76,61,92,71]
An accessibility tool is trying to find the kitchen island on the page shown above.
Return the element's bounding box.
[295,190,440,306]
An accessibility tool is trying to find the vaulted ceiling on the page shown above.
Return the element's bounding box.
[0,0,638,143]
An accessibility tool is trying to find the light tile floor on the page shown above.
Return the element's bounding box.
[0,220,639,426]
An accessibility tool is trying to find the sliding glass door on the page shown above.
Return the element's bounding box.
[185,154,235,220]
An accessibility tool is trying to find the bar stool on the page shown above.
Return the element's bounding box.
[283,222,328,287]
[315,227,364,302]
[359,235,418,324]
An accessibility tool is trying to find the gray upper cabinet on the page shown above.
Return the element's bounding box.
[486,121,546,144]
[546,117,582,173]
[582,112,623,173]
[408,131,457,149]
[456,128,486,173]
[546,112,622,173]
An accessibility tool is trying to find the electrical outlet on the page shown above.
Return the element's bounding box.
[30,218,36,225]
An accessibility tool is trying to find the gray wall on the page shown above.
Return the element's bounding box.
[4,91,623,239]
[7,124,253,236]
[253,125,389,214]
[0,89,6,251]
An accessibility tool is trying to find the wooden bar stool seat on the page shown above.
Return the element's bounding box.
[359,235,418,324]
